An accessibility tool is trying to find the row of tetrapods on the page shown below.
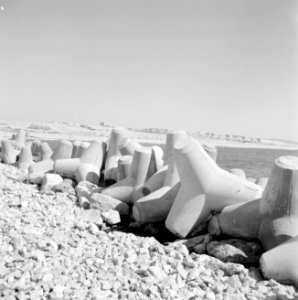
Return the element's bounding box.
[0,128,298,287]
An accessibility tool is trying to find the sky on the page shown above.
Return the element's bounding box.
[0,0,297,141]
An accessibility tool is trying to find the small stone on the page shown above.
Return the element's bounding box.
[264,294,278,300]
[207,239,263,265]
[205,292,216,300]
[176,263,188,279]
[75,220,87,230]
[183,258,196,268]
[0,263,9,277]
[101,210,121,225]
[16,291,26,300]
[224,275,242,290]
[21,200,28,209]
[88,223,100,235]
[52,285,65,299]
[90,193,129,215]
[75,180,101,199]
[147,266,167,282]
[101,280,112,290]
[257,284,270,294]
[30,288,43,300]
[42,272,54,283]
[220,262,247,276]
[277,292,295,300]
[31,249,46,262]
[67,194,77,202]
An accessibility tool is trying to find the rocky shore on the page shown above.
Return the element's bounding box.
[1,164,297,300]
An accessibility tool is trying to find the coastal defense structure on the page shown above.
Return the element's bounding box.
[260,235,298,286]
[132,131,188,224]
[54,140,107,184]
[104,127,128,185]
[29,139,73,175]
[1,140,18,164]
[102,147,152,203]
[208,156,298,251]
[1,126,298,289]
[166,137,263,238]
[18,144,34,171]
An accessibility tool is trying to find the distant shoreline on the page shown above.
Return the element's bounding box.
[141,139,298,151]
[201,140,298,151]
[1,121,298,151]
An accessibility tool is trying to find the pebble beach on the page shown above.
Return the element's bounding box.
[1,163,298,300]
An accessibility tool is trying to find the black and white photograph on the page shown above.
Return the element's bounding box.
[0,0,298,299]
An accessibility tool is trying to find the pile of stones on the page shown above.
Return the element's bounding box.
[0,127,298,298]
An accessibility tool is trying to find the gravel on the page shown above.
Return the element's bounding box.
[0,164,297,300]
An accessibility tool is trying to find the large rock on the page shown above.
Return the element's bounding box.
[75,180,101,199]
[186,234,212,254]
[52,179,76,195]
[28,172,44,185]
[81,209,103,226]
[101,210,121,225]
[165,137,263,238]
[206,239,263,265]
[90,193,129,216]
[41,174,63,191]
[169,234,212,255]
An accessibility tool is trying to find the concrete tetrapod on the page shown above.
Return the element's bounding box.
[29,139,73,175]
[51,139,73,161]
[104,127,128,185]
[117,155,132,181]
[133,140,222,224]
[247,177,256,183]
[25,141,32,150]
[260,235,298,287]
[165,137,263,238]
[202,144,218,162]
[101,148,151,203]
[18,145,34,171]
[163,130,188,165]
[71,141,90,158]
[145,146,164,181]
[136,131,187,199]
[54,140,107,184]
[72,140,82,158]
[133,182,181,224]
[119,138,142,156]
[141,165,168,196]
[31,139,41,160]
[1,140,18,164]
[12,129,26,150]
[132,133,188,223]
[132,156,181,224]
[229,168,246,180]
[256,177,268,190]
[208,156,298,251]
[40,142,53,160]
